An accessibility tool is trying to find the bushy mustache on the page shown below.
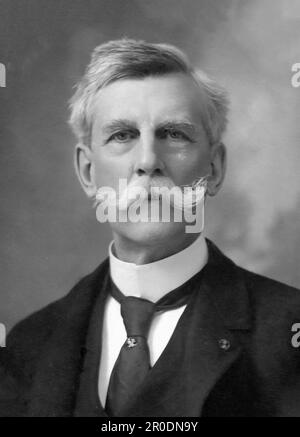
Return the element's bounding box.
[94,175,208,211]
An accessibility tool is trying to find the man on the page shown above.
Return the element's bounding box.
[0,38,300,417]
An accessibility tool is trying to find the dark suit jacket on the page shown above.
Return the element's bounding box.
[1,239,300,417]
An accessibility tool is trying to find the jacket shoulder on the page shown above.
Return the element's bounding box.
[240,265,300,302]
[3,258,109,370]
[207,238,300,313]
[237,265,300,328]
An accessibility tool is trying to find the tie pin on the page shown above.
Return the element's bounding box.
[219,338,231,351]
[126,337,138,348]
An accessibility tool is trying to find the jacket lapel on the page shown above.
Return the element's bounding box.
[122,239,252,417]
[26,258,110,417]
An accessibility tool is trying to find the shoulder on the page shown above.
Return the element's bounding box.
[207,238,300,331]
[208,239,300,315]
[239,265,300,317]
[2,258,109,370]
[233,264,300,359]
[0,258,109,416]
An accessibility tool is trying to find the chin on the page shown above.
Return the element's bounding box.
[110,220,186,245]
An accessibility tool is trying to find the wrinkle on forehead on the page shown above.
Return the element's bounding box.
[91,73,208,139]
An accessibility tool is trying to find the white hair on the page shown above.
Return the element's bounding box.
[68,38,229,147]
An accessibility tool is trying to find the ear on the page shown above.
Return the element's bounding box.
[74,143,97,198]
[207,142,227,197]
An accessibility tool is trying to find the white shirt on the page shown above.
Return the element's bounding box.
[98,234,208,407]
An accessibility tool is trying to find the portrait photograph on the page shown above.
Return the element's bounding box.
[0,0,300,423]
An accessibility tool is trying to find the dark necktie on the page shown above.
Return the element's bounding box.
[105,276,198,417]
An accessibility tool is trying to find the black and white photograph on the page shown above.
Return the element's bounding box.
[0,0,300,422]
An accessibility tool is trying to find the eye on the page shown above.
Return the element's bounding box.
[160,128,191,142]
[168,130,187,140]
[107,130,137,143]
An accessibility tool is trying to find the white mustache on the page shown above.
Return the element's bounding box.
[95,175,208,211]
[118,177,173,210]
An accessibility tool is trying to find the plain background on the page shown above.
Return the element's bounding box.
[0,0,300,332]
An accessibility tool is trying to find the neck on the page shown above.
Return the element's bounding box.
[111,232,201,264]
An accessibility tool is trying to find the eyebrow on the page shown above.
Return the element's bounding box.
[102,119,138,135]
[156,121,197,135]
[102,119,197,135]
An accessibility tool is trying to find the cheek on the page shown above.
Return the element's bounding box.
[166,148,211,185]
[92,152,130,188]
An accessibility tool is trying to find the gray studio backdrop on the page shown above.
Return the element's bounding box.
[1,0,300,332]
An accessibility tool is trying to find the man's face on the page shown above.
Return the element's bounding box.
[80,72,224,244]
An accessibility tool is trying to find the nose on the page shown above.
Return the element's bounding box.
[133,131,165,177]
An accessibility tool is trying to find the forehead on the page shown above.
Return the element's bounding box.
[91,73,207,130]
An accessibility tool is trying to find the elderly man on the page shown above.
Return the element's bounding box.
[0,39,300,417]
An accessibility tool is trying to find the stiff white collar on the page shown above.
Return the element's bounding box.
[108,234,208,302]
